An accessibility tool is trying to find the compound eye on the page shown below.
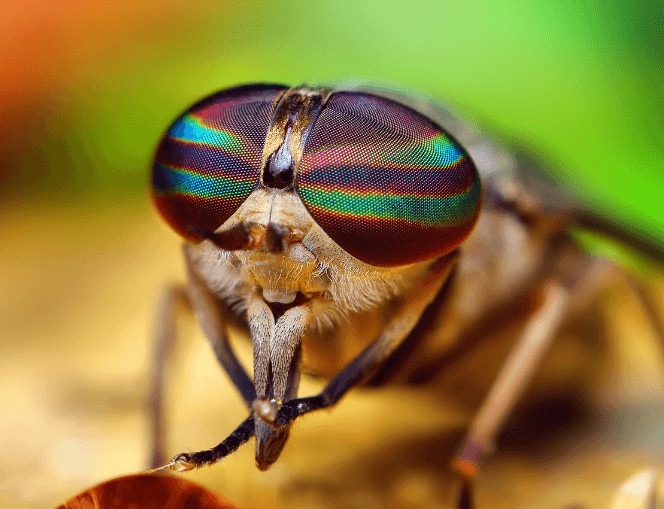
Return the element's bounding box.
[297,92,481,267]
[152,84,287,241]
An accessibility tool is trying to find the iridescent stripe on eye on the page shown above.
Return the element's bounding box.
[299,177,480,227]
[169,114,243,152]
[410,133,463,166]
[298,164,474,196]
[153,163,256,199]
[151,84,287,241]
[156,137,257,174]
[297,91,481,267]
[303,133,462,169]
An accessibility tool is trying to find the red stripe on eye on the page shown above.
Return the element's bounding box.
[298,91,481,266]
[308,211,479,266]
[298,162,476,198]
[151,84,286,241]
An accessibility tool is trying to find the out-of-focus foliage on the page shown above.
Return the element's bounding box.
[1,1,663,238]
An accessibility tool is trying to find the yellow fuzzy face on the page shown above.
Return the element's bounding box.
[187,187,429,329]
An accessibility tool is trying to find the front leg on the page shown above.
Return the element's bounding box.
[156,252,458,472]
[184,250,256,406]
[146,283,188,468]
[264,253,458,426]
[146,253,256,469]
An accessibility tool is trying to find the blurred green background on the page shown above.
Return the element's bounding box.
[2,2,664,508]
[2,1,663,236]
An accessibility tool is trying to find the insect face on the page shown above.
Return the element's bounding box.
[150,84,481,470]
[151,84,481,269]
[183,185,435,468]
[185,188,421,327]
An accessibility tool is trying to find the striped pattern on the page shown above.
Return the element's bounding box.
[151,84,286,240]
[152,85,480,266]
[298,91,480,266]
[169,114,244,150]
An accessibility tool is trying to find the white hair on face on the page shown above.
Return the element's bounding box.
[187,227,427,331]
[184,187,430,330]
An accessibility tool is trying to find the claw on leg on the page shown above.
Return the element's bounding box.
[170,454,199,472]
[148,416,255,473]
[146,455,196,473]
[451,439,483,509]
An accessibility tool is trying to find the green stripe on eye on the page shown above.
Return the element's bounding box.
[299,177,480,226]
[153,163,255,199]
[392,133,463,167]
[169,115,244,151]
[430,134,463,165]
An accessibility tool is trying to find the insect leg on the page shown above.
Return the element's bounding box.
[449,253,626,507]
[146,283,189,468]
[264,253,459,427]
[185,253,256,406]
[150,266,258,472]
[451,281,571,482]
[164,416,255,472]
[147,272,257,470]
[161,299,314,472]
[158,253,457,472]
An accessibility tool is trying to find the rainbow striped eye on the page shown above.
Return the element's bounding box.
[151,84,287,241]
[152,85,480,267]
[297,92,481,267]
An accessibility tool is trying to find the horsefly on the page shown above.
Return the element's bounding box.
[145,84,664,507]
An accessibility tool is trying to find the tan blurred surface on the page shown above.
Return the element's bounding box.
[2,197,664,509]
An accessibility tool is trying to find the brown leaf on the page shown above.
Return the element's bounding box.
[57,473,237,509]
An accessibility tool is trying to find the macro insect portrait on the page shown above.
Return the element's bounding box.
[4,4,663,509]
[145,84,664,508]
